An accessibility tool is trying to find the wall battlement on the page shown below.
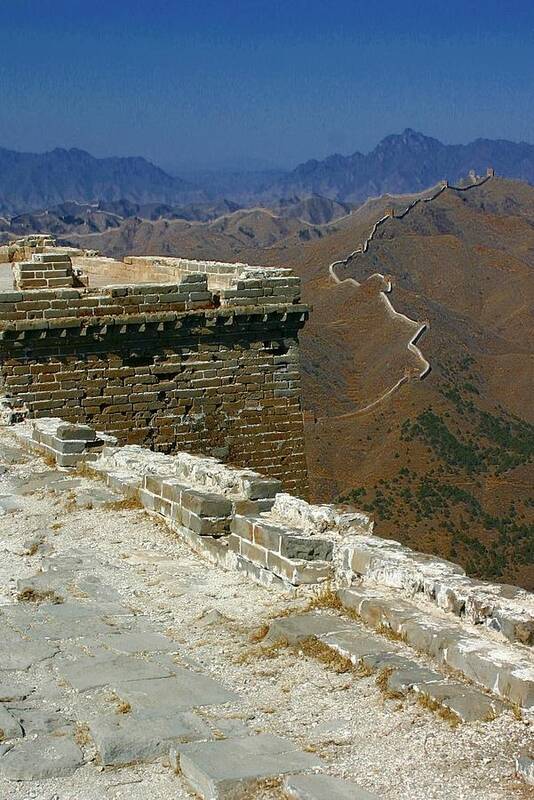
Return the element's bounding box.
[0,250,309,496]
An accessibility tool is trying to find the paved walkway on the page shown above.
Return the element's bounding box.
[0,434,530,799]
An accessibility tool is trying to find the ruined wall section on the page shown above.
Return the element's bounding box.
[0,261,309,496]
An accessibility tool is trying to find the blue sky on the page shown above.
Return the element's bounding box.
[1,0,533,171]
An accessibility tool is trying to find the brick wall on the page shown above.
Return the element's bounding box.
[13,253,77,290]
[0,259,309,497]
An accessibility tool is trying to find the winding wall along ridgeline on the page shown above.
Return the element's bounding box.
[326,171,493,417]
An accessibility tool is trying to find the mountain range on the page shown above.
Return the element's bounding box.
[5,130,534,214]
[0,147,202,215]
[267,128,534,202]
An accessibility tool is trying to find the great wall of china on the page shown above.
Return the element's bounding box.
[0,218,532,797]
[326,170,494,416]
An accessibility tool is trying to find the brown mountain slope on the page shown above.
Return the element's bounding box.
[53,196,351,259]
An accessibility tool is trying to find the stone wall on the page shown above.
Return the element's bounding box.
[13,253,77,290]
[14,417,534,714]
[0,256,309,497]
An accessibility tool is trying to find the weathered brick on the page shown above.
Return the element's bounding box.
[0,277,309,496]
[229,515,255,541]
[181,488,232,518]
[181,508,229,536]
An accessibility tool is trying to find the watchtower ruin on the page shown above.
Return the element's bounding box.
[0,249,309,497]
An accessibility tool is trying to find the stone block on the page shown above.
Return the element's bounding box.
[279,532,333,562]
[360,652,416,673]
[181,488,232,518]
[337,587,418,630]
[3,641,58,671]
[413,681,505,722]
[59,654,173,691]
[386,666,443,694]
[232,553,287,590]
[284,774,379,800]
[242,476,282,500]
[0,705,23,740]
[490,609,534,646]
[33,253,71,263]
[153,495,172,517]
[181,508,229,536]
[233,498,274,515]
[266,613,351,645]
[266,552,333,585]
[0,735,83,780]
[240,538,268,567]
[56,452,86,467]
[252,520,284,551]
[398,618,464,660]
[318,629,393,664]
[55,423,96,441]
[44,436,86,455]
[230,515,255,541]
[89,712,210,766]
[445,640,534,709]
[0,292,22,303]
[161,479,189,503]
[178,734,322,800]
[143,475,165,495]
[227,533,241,554]
[113,668,238,712]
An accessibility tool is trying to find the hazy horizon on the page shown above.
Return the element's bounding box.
[2,1,534,170]
[4,127,534,178]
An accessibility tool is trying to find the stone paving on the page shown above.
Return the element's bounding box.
[0,434,532,799]
[0,542,331,796]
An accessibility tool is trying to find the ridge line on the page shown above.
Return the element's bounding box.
[320,173,493,420]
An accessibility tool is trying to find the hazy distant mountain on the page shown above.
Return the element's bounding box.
[4,131,534,213]
[263,129,534,202]
[179,168,286,202]
[155,130,534,203]
[0,147,204,215]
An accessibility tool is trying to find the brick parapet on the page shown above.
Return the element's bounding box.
[0,257,309,496]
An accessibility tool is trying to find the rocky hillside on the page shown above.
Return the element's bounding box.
[0,195,350,257]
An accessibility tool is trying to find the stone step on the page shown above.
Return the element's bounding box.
[175,734,322,799]
[284,773,379,800]
[0,734,84,780]
[267,612,507,723]
[337,586,534,710]
[89,711,211,766]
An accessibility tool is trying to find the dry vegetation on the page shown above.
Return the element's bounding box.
[103,496,143,512]
[17,587,64,604]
